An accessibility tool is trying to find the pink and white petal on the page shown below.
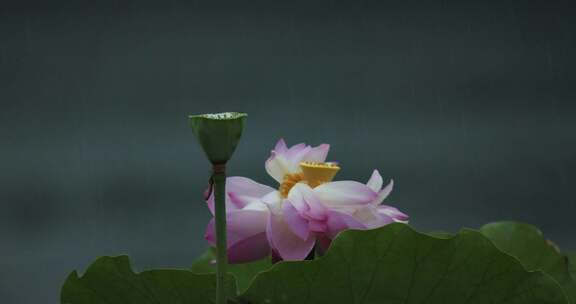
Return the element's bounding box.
[325,210,366,239]
[265,152,292,183]
[205,209,270,263]
[373,179,394,205]
[266,210,315,261]
[353,206,395,229]
[206,176,275,214]
[204,218,217,246]
[366,170,383,192]
[242,201,269,212]
[287,183,327,220]
[266,139,309,182]
[266,140,329,183]
[285,143,310,162]
[314,181,378,207]
[308,220,328,233]
[227,177,276,208]
[227,232,270,263]
[282,200,310,240]
[261,190,282,210]
[286,183,311,213]
[325,205,358,215]
[206,225,270,264]
[206,190,217,215]
[227,210,269,245]
[378,205,409,223]
[273,138,288,154]
[301,190,327,221]
[206,190,237,216]
[302,144,330,163]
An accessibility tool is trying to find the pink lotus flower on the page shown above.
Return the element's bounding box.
[205,139,408,263]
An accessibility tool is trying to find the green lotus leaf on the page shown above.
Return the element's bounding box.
[189,112,247,164]
[239,223,568,304]
[60,255,236,304]
[191,247,272,294]
[61,224,569,304]
[480,221,576,303]
[569,254,576,280]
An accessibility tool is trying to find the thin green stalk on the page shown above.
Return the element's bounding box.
[213,171,227,304]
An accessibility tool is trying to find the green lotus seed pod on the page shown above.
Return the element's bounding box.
[189,112,247,164]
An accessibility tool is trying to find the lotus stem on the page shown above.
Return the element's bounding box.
[213,168,227,304]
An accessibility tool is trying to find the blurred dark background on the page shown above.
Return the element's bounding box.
[1,0,575,303]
